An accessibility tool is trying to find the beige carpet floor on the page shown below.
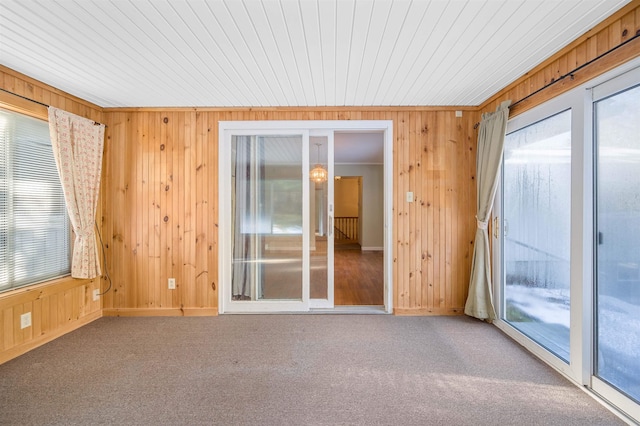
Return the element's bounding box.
[0,315,624,425]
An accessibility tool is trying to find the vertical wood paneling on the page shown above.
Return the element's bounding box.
[160,113,170,309]
[101,107,477,316]
[150,112,162,308]
[411,112,422,309]
[140,112,150,308]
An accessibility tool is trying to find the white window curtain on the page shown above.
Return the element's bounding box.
[465,100,511,321]
[48,107,105,279]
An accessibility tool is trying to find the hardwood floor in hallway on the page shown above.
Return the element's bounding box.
[334,246,384,306]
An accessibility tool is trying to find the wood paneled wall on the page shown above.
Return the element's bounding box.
[481,0,640,115]
[0,66,104,364]
[101,108,479,316]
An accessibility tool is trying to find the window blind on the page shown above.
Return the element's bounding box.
[0,108,70,292]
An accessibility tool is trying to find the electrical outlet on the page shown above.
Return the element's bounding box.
[20,312,32,329]
[168,278,176,290]
[93,289,100,301]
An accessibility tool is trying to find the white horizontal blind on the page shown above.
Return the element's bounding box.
[0,108,70,292]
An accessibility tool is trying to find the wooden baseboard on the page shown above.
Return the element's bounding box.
[0,310,102,365]
[102,308,218,317]
[394,307,465,316]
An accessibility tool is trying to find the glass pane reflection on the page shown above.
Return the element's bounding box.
[231,135,303,301]
[595,84,640,403]
[503,110,571,362]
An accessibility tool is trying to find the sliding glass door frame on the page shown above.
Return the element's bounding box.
[220,129,311,313]
[493,58,640,422]
[493,90,588,383]
[308,130,335,310]
[590,66,640,419]
[219,120,394,314]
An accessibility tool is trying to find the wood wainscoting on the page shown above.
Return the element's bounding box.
[0,277,102,364]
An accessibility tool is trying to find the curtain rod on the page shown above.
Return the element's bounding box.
[0,87,106,127]
[475,31,640,129]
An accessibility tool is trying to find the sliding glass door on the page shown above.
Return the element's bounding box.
[220,120,394,314]
[594,81,640,405]
[495,61,640,421]
[220,127,335,312]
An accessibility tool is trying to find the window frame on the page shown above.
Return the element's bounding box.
[0,96,72,293]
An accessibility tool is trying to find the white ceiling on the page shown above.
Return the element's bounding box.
[334,131,383,164]
[0,0,631,108]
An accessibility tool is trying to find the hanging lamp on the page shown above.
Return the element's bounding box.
[310,143,328,183]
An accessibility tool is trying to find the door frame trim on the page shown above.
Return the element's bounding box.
[218,120,394,314]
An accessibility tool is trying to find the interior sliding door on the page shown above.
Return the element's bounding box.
[224,131,310,312]
[220,119,394,314]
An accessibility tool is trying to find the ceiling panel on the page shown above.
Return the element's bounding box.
[0,0,631,108]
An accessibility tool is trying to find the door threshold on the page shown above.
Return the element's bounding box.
[309,305,388,314]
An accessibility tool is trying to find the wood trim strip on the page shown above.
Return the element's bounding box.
[394,307,465,316]
[0,277,99,310]
[102,308,218,317]
[0,90,48,120]
[104,106,478,113]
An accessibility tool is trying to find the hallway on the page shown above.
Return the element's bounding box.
[334,246,384,305]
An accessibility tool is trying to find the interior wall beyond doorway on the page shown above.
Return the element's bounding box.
[335,165,384,250]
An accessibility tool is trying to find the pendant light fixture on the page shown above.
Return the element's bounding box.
[310,143,328,183]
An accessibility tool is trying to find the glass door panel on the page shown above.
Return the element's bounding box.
[595,83,640,403]
[231,134,304,302]
[502,110,572,362]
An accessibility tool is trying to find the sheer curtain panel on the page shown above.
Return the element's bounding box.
[48,107,105,279]
[465,100,511,320]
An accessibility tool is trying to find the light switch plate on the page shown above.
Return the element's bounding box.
[406,192,414,203]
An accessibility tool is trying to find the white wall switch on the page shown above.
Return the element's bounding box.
[406,191,414,203]
[20,312,32,329]
[168,278,176,289]
[93,289,100,301]
[455,110,463,117]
